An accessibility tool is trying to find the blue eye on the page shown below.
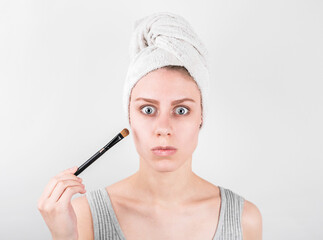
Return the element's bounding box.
[175,106,189,115]
[140,105,190,116]
[141,106,156,115]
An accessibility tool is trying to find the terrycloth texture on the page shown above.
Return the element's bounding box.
[86,186,245,240]
[122,12,210,127]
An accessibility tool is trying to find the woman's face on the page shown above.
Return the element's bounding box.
[129,67,202,172]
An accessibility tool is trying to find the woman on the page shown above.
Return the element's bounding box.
[38,12,262,240]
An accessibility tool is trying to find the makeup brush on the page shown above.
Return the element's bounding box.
[74,128,129,176]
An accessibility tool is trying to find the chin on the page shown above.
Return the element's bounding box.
[154,167,178,173]
[151,159,183,172]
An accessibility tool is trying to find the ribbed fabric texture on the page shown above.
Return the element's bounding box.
[214,187,245,240]
[86,186,245,240]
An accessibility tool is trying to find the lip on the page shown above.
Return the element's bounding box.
[151,146,177,156]
[152,146,177,150]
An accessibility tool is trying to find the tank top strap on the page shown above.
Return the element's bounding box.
[214,186,245,240]
[86,188,126,240]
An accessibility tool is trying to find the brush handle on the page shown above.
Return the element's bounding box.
[74,133,124,176]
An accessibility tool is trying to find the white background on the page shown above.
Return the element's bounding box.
[0,0,322,239]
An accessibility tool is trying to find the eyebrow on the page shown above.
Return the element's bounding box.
[135,97,196,105]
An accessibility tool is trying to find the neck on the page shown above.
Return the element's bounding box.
[130,156,201,207]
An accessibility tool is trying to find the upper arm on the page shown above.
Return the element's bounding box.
[71,195,94,240]
[241,200,263,240]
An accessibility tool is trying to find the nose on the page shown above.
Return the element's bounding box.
[154,111,172,137]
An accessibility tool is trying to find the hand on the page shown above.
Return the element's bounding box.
[37,166,86,240]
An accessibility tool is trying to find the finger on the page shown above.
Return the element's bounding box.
[58,185,86,204]
[41,176,82,204]
[49,179,84,203]
[57,166,79,178]
[40,167,80,200]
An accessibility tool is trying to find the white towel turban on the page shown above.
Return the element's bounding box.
[123,12,210,128]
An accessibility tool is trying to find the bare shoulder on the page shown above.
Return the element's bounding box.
[241,199,263,240]
[71,195,94,240]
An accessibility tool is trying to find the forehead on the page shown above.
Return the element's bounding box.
[130,68,201,102]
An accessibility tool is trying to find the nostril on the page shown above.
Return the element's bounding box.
[156,128,171,136]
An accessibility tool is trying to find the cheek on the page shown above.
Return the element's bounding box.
[131,118,152,154]
[131,110,150,132]
[131,128,145,157]
[178,122,199,147]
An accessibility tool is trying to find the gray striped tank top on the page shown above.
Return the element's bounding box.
[86,186,245,240]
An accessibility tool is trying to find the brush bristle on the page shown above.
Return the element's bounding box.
[120,128,129,138]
